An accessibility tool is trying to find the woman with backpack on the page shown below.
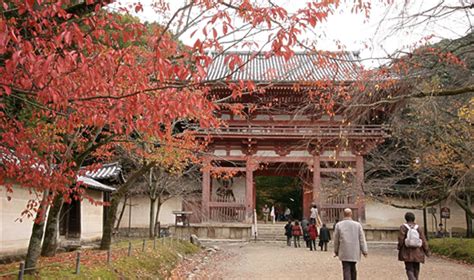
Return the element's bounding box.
[398,212,430,280]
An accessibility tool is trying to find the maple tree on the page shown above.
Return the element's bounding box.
[1,0,470,272]
[1,0,386,270]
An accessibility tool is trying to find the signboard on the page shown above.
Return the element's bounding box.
[440,207,450,219]
[427,207,437,214]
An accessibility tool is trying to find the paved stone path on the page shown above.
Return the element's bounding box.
[181,241,474,280]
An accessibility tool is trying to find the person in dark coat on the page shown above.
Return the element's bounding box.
[398,212,430,280]
[284,220,293,246]
[292,220,303,248]
[308,222,318,251]
[319,223,331,251]
[301,217,310,248]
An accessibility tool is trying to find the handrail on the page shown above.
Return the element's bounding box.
[193,124,389,136]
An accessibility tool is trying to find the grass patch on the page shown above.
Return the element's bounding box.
[0,238,199,280]
[429,238,474,264]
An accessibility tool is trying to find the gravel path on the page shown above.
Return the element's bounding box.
[184,241,473,280]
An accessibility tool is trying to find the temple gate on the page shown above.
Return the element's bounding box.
[196,52,389,224]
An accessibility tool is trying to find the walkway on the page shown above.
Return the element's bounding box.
[174,241,474,279]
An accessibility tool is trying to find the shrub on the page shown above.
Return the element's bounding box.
[429,238,474,264]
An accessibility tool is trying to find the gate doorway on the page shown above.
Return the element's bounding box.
[255,176,302,221]
[59,199,81,239]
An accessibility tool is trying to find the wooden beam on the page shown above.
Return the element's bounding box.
[245,159,255,222]
[313,155,321,207]
[208,155,357,163]
[201,169,210,221]
[320,204,358,209]
[320,167,356,173]
[209,202,245,208]
[356,155,366,223]
[209,166,246,172]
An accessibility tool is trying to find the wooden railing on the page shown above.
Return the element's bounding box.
[211,195,245,204]
[209,205,246,222]
[321,207,358,224]
[193,124,389,137]
[323,195,356,205]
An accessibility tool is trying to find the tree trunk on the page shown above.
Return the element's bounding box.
[100,194,119,250]
[154,196,162,237]
[466,194,473,238]
[114,195,128,231]
[149,198,156,238]
[453,194,474,238]
[100,161,156,250]
[25,191,49,273]
[41,195,63,257]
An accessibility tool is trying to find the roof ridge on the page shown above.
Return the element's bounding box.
[209,50,358,56]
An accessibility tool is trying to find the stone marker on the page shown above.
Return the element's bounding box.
[190,234,201,247]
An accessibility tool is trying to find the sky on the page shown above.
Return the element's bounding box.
[113,0,473,68]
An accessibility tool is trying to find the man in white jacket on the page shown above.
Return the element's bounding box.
[334,208,368,280]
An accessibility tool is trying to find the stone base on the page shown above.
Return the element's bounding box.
[169,223,252,241]
[170,223,400,242]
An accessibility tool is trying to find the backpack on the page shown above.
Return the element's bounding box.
[404,224,422,248]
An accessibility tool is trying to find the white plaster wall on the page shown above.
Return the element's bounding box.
[339,150,355,156]
[230,149,244,156]
[213,149,227,156]
[366,198,472,232]
[159,197,183,224]
[255,114,270,120]
[117,196,183,228]
[0,186,42,256]
[256,150,278,157]
[321,150,336,157]
[1,186,107,256]
[288,150,311,157]
[81,190,103,241]
[292,115,310,121]
[273,115,291,120]
[221,114,231,120]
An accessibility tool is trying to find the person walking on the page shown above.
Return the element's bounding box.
[308,222,318,251]
[270,205,276,224]
[310,205,319,225]
[333,219,339,231]
[398,212,430,280]
[284,207,291,221]
[319,223,331,251]
[301,217,310,248]
[262,204,270,224]
[284,220,293,246]
[292,220,303,248]
[334,208,368,280]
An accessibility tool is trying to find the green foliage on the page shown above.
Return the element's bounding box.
[429,238,474,264]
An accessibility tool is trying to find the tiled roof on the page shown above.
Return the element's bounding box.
[79,162,122,192]
[205,51,361,83]
[77,176,116,192]
[84,162,121,180]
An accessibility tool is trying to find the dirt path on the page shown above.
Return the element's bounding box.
[175,241,474,280]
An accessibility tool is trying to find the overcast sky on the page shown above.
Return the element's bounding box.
[114,0,473,67]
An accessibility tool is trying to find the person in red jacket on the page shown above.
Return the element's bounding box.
[308,222,319,251]
[292,220,303,248]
